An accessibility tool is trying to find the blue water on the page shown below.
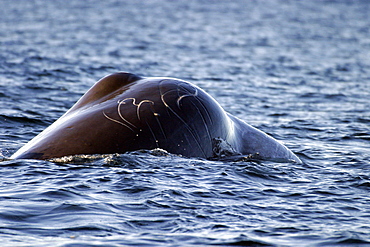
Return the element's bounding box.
[1,0,370,246]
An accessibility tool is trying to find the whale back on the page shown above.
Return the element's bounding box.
[11,72,301,163]
[10,73,232,159]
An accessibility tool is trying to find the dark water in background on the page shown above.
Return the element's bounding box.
[1,0,370,246]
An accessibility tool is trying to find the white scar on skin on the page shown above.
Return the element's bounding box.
[103,97,159,132]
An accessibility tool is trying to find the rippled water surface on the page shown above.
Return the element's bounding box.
[1,0,370,246]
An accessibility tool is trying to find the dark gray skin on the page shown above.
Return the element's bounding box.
[11,72,301,163]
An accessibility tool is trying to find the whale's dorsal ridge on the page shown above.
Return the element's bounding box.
[11,72,301,163]
[69,72,143,112]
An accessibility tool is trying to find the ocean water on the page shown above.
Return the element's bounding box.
[1,0,370,246]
